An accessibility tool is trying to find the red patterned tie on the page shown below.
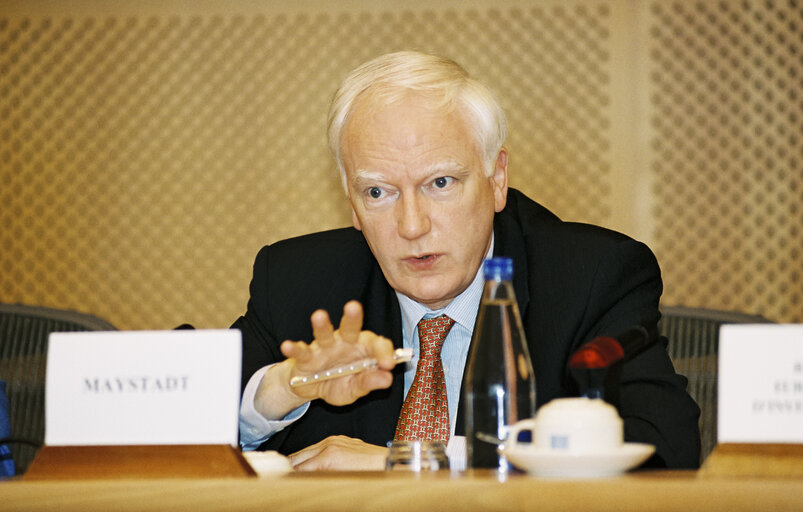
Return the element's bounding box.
[394,315,455,442]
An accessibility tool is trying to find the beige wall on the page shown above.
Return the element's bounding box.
[1,0,800,329]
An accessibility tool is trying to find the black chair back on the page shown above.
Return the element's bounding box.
[659,306,772,463]
[0,303,116,474]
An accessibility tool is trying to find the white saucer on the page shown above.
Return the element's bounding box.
[499,443,655,479]
[242,450,293,476]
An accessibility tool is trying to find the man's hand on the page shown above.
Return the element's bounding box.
[253,300,396,420]
[289,435,389,471]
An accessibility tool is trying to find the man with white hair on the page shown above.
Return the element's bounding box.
[234,51,700,471]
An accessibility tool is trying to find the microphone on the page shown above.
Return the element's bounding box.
[568,325,652,369]
[568,325,656,405]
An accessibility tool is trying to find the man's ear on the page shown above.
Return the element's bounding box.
[351,208,363,231]
[492,148,509,212]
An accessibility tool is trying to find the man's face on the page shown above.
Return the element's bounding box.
[342,93,508,310]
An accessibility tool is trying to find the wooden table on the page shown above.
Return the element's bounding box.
[2,470,801,511]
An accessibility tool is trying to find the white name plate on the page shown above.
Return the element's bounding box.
[45,329,242,446]
[718,324,803,443]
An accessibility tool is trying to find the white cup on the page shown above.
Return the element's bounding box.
[506,398,623,454]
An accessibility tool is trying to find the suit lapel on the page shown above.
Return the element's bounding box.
[491,191,531,317]
[359,257,405,440]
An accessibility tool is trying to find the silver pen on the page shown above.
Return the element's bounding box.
[289,348,413,387]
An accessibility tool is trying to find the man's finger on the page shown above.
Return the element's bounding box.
[337,300,364,344]
[310,309,336,347]
[288,444,319,468]
[356,369,394,391]
[280,340,312,362]
[362,333,395,369]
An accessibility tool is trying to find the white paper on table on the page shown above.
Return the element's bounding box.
[718,324,803,443]
[45,329,241,447]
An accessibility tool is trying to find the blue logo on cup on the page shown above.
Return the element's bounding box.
[551,435,569,450]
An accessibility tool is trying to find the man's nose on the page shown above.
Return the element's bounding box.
[396,194,430,240]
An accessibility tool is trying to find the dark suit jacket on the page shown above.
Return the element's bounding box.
[233,188,701,468]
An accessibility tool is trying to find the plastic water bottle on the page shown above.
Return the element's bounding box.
[464,257,536,470]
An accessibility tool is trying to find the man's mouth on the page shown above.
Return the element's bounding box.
[406,254,440,268]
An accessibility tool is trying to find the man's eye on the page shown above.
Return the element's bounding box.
[433,177,453,189]
[368,187,383,199]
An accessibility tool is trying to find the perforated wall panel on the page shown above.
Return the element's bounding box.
[647,1,802,322]
[1,0,800,329]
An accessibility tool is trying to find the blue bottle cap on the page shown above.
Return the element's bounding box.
[483,257,513,281]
